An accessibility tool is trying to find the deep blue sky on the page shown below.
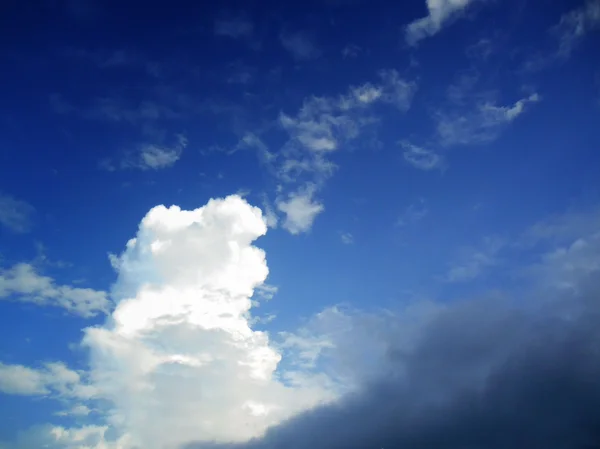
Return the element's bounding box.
[1,0,599,448]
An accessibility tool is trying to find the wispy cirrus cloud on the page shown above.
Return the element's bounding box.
[436,93,540,146]
[280,30,321,60]
[100,134,187,171]
[0,192,34,233]
[279,69,416,159]
[401,142,444,171]
[554,0,600,57]
[214,16,254,39]
[273,70,417,233]
[405,0,482,46]
[341,43,361,58]
[340,232,354,244]
[62,47,162,77]
[50,93,181,126]
[445,236,506,282]
[521,0,600,72]
[396,199,429,227]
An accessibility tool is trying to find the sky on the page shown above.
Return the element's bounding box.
[0,0,600,448]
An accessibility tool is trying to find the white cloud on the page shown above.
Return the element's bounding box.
[261,196,279,229]
[1,424,131,449]
[247,74,415,186]
[0,192,34,233]
[280,31,321,60]
[436,93,540,146]
[136,144,181,169]
[0,363,48,395]
[276,186,325,235]
[121,134,187,171]
[401,142,444,171]
[534,232,600,292]
[521,206,600,247]
[278,70,416,175]
[480,93,540,121]
[214,17,254,39]
[0,361,95,399]
[0,263,110,317]
[55,405,92,417]
[554,0,600,57]
[71,195,337,448]
[520,207,600,292]
[277,303,445,389]
[273,71,416,234]
[101,134,187,172]
[255,283,278,301]
[339,70,417,112]
[280,112,340,153]
[406,0,480,45]
[523,1,600,71]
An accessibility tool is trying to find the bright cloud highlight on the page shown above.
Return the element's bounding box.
[76,195,336,448]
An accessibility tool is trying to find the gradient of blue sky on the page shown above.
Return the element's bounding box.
[1,0,599,448]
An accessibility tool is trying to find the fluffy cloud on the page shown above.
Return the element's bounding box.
[0,424,130,449]
[0,192,34,233]
[0,263,110,317]
[524,213,600,292]
[55,404,92,417]
[0,361,95,398]
[406,0,480,45]
[276,185,324,235]
[74,195,336,448]
[0,363,49,395]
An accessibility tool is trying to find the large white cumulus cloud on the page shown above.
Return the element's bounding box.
[79,196,335,449]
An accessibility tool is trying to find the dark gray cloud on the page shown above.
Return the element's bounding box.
[185,274,600,449]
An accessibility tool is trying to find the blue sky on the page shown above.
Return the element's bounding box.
[1,0,600,448]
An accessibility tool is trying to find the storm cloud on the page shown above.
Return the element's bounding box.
[186,276,600,449]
